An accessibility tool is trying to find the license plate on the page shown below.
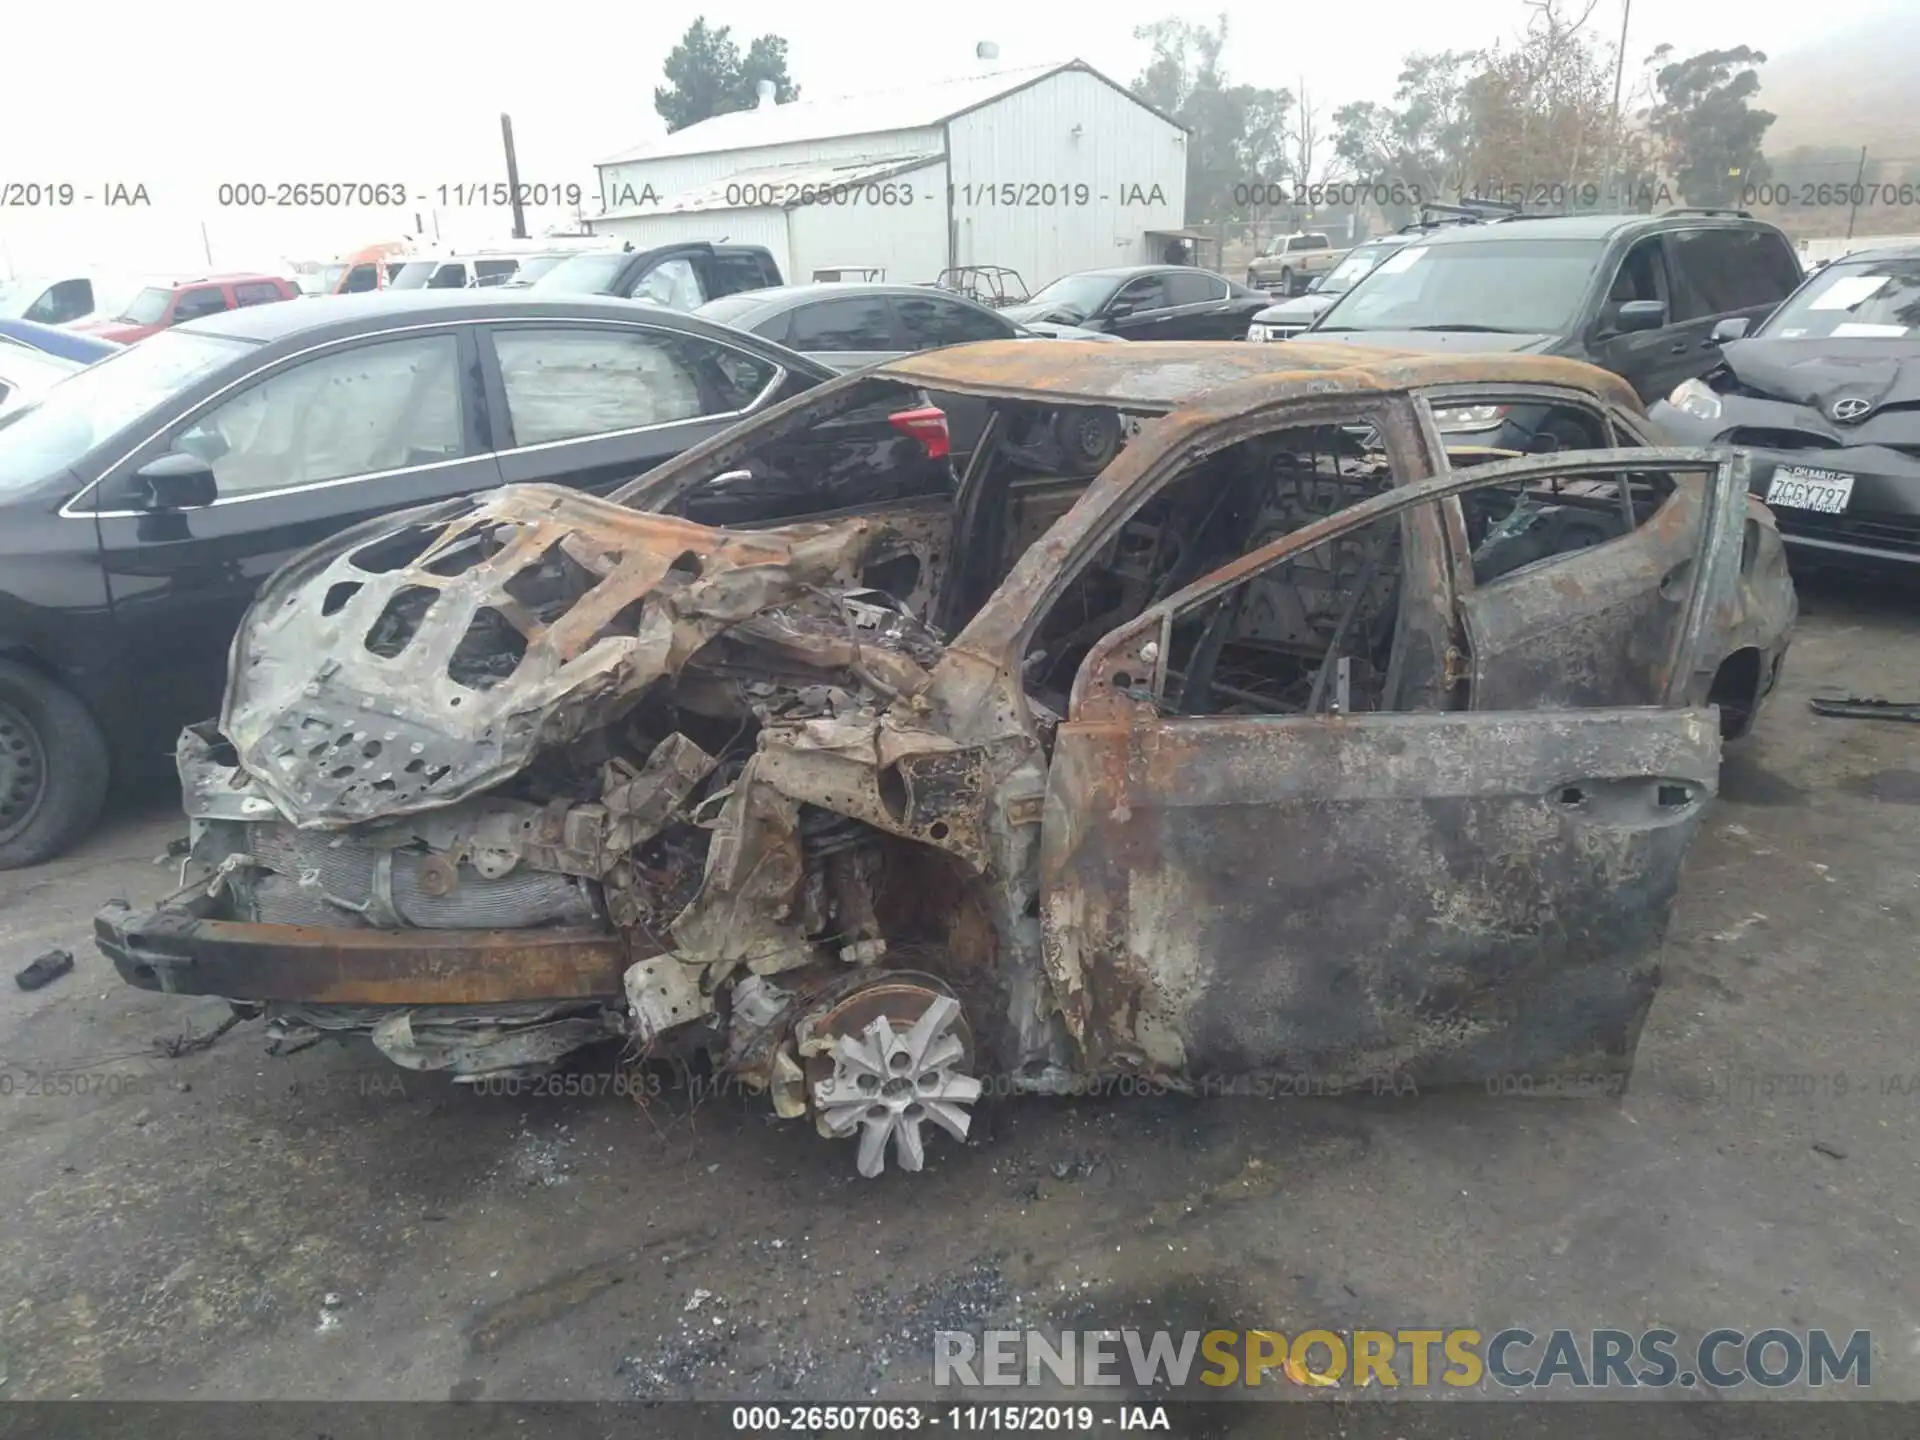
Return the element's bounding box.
[1765,466,1855,515]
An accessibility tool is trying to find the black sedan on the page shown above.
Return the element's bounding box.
[999,266,1272,340]
[1651,245,1920,572]
[694,282,1120,462]
[0,291,951,867]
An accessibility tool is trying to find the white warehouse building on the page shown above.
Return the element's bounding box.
[588,60,1188,291]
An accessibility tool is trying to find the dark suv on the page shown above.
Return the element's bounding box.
[528,242,782,309]
[1306,209,1803,451]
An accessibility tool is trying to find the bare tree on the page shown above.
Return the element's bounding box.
[1464,0,1625,203]
[1289,75,1323,186]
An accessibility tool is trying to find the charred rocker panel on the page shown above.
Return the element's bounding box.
[1039,708,1721,1085]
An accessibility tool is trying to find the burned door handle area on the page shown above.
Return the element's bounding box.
[1549,776,1704,820]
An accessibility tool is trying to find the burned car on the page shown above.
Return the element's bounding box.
[99,342,1797,1177]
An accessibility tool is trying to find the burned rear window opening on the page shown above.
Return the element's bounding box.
[97,345,1796,1179]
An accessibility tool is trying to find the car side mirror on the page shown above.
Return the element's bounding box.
[1710,316,1750,344]
[134,452,217,510]
[1615,299,1667,334]
[1105,298,1136,318]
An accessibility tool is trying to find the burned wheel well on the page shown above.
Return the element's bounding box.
[870,836,1011,1064]
[1708,647,1764,740]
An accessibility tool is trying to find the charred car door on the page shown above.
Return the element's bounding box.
[1037,448,1738,1092]
[1428,420,1753,713]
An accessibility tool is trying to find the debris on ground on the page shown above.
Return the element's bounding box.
[1812,1140,1848,1161]
[155,1011,241,1058]
[1810,695,1920,722]
[1049,1150,1111,1182]
[14,949,73,992]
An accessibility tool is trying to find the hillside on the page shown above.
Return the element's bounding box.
[1756,4,1919,155]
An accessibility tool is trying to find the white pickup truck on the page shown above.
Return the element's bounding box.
[1245,232,1349,296]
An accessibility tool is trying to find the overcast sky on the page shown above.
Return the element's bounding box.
[0,0,1900,278]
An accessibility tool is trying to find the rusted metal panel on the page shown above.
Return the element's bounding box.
[96,905,629,1004]
[950,394,1440,681]
[1040,708,1721,1086]
[1658,452,1753,709]
[1067,449,1732,722]
[1459,478,1706,711]
[870,340,1653,410]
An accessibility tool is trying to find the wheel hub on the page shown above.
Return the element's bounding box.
[1069,414,1106,458]
[0,699,47,843]
[808,987,981,1178]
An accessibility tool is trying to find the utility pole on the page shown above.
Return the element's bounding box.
[1844,145,1868,240]
[1607,0,1632,210]
[201,221,214,266]
[501,113,528,240]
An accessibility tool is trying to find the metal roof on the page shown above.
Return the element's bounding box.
[597,59,1173,167]
[869,339,1644,411]
[595,154,942,222]
[608,341,1646,515]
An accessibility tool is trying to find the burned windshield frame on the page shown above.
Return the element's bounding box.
[608,373,918,513]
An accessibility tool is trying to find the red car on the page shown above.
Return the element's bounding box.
[74,273,297,343]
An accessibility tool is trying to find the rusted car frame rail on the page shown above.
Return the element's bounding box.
[97,903,628,1004]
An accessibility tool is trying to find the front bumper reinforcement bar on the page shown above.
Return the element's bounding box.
[95,900,629,1005]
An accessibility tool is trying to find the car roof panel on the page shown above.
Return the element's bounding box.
[871,339,1641,411]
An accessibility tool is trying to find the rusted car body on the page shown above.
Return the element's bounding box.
[99,341,1796,1177]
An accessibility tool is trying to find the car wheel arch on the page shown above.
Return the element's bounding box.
[0,655,112,868]
[1707,646,1766,740]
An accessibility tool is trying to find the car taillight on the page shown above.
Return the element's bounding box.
[889,406,950,461]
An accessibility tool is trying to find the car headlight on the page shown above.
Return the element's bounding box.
[1431,403,1510,433]
[1246,324,1271,342]
[1668,376,1722,422]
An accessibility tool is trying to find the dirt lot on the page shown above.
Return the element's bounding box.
[1,577,1916,1405]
